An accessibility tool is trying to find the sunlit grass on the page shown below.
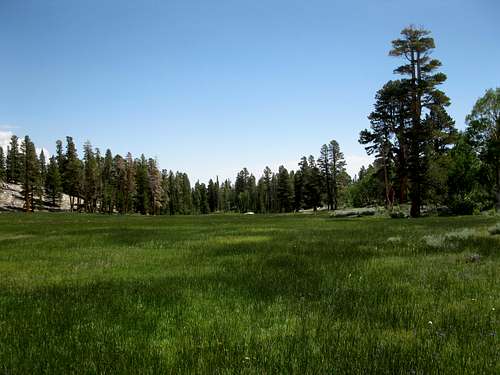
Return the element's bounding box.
[0,213,498,373]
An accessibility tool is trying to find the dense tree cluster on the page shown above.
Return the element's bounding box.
[1,26,497,216]
[0,134,349,214]
[354,26,499,216]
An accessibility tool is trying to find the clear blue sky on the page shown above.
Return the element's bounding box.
[1,0,499,182]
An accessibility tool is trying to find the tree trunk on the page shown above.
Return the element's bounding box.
[382,153,390,209]
[410,182,421,218]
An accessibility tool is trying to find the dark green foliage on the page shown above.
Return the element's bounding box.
[348,165,385,207]
[193,181,209,214]
[100,149,114,213]
[276,165,293,212]
[0,146,5,183]
[134,154,150,215]
[304,156,322,210]
[147,158,162,215]
[45,156,63,206]
[465,88,500,211]
[207,178,219,213]
[6,135,21,183]
[318,144,333,209]
[38,149,47,186]
[20,135,40,212]
[62,137,82,210]
[83,141,99,212]
[390,26,451,217]
[329,140,347,209]
[359,27,457,215]
[360,80,406,207]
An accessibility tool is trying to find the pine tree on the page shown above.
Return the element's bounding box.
[207,179,218,212]
[235,168,250,212]
[63,137,81,211]
[83,141,99,212]
[390,26,448,217]
[100,149,114,213]
[113,155,127,214]
[277,166,292,212]
[148,158,163,215]
[262,166,273,213]
[0,146,5,184]
[45,156,63,206]
[221,179,233,212]
[318,144,333,210]
[38,150,47,189]
[55,140,65,178]
[20,136,39,212]
[6,135,21,183]
[134,154,150,214]
[329,140,346,210]
[194,181,209,214]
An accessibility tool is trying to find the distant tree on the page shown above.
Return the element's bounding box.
[329,140,346,210]
[45,156,63,206]
[113,155,127,214]
[83,141,99,212]
[6,135,21,183]
[277,165,293,212]
[134,154,150,215]
[207,178,218,212]
[63,137,82,211]
[318,144,333,210]
[261,166,273,212]
[100,149,114,213]
[235,168,251,212]
[166,170,177,214]
[148,158,162,215]
[220,179,233,212]
[390,26,449,217]
[303,156,322,211]
[20,136,39,212]
[194,181,209,214]
[465,88,500,211]
[0,146,5,184]
[55,139,65,178]
[38,150,47,186]
[124,152,136,213]
[178,173,193,214]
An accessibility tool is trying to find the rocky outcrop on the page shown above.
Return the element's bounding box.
[0,183,71,212]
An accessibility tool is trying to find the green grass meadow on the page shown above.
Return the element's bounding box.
[0,213,498,374]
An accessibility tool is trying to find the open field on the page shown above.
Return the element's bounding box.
[0,213,498,374]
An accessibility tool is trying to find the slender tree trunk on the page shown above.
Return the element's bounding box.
[383,154,390,209]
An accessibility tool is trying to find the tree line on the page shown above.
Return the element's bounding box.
[0,26,498,216]
[0,134,351,214]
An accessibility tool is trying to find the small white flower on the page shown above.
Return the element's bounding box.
[492,308,496,311]
[428,321,433,325]
[244,356,250,361]
[472,298,477,301]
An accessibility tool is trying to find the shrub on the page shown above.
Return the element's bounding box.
[449,195,475,215]
[390,211,407,219]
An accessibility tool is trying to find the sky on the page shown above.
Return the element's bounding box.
[1,0,499,182]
